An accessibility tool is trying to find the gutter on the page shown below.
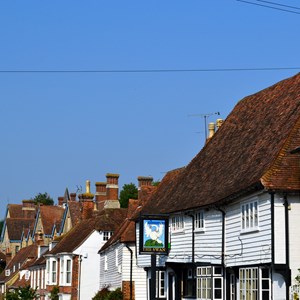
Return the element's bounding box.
[125,245,133,300]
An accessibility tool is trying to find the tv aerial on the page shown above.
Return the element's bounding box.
[189,112,220,140]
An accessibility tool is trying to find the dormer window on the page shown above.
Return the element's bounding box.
[103,231,113,241]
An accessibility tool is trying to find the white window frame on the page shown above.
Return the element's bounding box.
[103,231,113,241]
[156,271,166,298]
[196,266,223,300]
[5,269,10,276]
[47,257,58,285]
[241,201,259,232]
[104,255,108,271]
[195,210,205,231]
[171,215,184,232]
[59,255,72,286]
[239,267,258,300]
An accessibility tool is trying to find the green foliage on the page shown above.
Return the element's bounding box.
[92,287,123,300]
[49,286,59,300]
[152,180,161,186]
[5,285,37,300]
[107,288,122,300]
[119,183,138,208]
[32,192,54,206]
[92,287,110,300]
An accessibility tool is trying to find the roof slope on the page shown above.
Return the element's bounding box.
[6,219,35,241]
[39,205,65,235]
[146,73,300,214]
[48,208,127,255]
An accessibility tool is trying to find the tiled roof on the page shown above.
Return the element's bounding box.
[100,185,162,251]
[67,201,81,226]
[48,208,127,255]
[7,204,23,218]
[0,244,37,283]
[39,206,65,235]
[6,219,35,241]
[141,73,300,214]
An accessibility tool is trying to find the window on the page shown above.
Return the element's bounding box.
[15,245,20,254]
[59,256,72,286]
[5,269,10,276]
[171,215,184,232]
[47,258,58,285]
[239,268,258,300]
[103,231,113,241]
[195,211,205,230]
[196,266,223,300]
[51,260,57,284]
[115,249,118,267]
[183,268,195,297]
[104,255,108,271]
[156,271,166,298]
[239,267,271,300]
[241,201,258,231]
[66,259,72,284]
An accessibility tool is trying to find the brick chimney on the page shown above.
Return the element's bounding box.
[103,173,120,209]
[22,200,36,219]
[95,182,107,211]
[79,180,95,220]
[138,176,153,199]
[70,193,76,201]
[58,197,64,206]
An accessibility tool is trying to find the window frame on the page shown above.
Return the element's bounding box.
[241,200,259,233]
[171,215,184,233]
[194,210,205,232]
[59,255,72,286]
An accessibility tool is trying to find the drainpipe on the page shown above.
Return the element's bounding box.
[270,192,275,264]
[125,245,133,300]
[187,213,196,297]
[78,255,82,300]
[283,195,291,300]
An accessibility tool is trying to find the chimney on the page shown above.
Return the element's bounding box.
[6,250,12,265]
[95,182,107,211]
[138,176,153,199]
[95,182,107,201]
[70,193,76,201]
[106,173,119,201]
[79,180,94,220]
[58,197,64,206]
[208,122,215,139]
[216,118,223,130]
[22,200,36,219]
[35,230,44,246]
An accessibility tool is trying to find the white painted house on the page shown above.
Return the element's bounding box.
[136,73,300,300]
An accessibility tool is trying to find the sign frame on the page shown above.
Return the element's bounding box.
[139,214,169,255]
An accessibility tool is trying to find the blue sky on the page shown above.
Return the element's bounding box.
[0,1,299,216]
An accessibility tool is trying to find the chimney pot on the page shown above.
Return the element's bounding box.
[208,122,215,138]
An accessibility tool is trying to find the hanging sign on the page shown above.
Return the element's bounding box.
[139,215,169,255]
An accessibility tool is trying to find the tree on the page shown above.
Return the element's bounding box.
[119,183,138,208]
[5,286,37,300]
[32,192,54,206]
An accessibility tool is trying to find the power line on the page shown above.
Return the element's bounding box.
[236,0,300,14]
[0,67,300,74]
[256,0,300,11]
